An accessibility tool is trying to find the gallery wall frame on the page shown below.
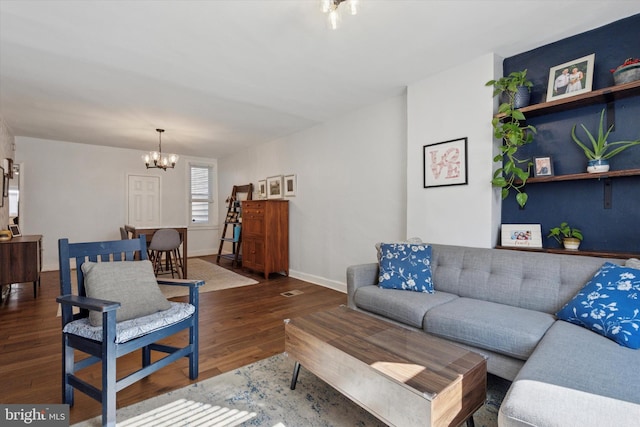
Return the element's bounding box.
[266,175,283,199]
[423,137,468,188]
[284,174,296,197]
[546,53,595,101]
[258,179,267,199]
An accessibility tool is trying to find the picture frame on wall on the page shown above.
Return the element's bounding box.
[533,156,554,177]
[501,224,542,248]
[266,175,283,199]
[546,53,595,101]
[0,166,4,208]
[284,174,296,197]
[258,180,267,199]
[423,137,468,188]
[1,165,6,199]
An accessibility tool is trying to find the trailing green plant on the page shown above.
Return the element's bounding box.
[571,108,640,160]
[547,222,583,244]
[486,70,536,208]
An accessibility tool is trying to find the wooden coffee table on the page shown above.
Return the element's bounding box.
[285,306,487,427]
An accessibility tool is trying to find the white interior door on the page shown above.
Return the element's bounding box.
[128,175,160,226]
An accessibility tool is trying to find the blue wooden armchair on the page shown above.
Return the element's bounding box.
[56,235,203,427]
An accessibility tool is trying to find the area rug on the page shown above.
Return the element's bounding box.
[57,259,258,316]
[157,258,258,299]
[72,353,511,427]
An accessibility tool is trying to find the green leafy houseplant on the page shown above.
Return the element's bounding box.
[486,70,536,208]
[547,222,583,250]
[571,107,640,161]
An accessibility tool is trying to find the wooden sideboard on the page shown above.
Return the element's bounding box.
[0,235,42,298]
[241,200,289,279]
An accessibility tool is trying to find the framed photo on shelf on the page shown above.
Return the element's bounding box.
[9,223,21,237]
[501,224,542,248]
[546,53,595,102]
[266,175,283,199]
[257,180,267,199]
[533,156,554,177]
[423,137,468,188]
[284,174,296,197]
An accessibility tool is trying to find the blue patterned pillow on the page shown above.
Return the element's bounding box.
[378,243,434,293]
[556,262,640,349]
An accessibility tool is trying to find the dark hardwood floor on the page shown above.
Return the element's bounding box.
[0,256,347,424]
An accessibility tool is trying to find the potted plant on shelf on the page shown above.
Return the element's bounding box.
[571,108,640,173]
[486,70,536,208]
[547,222,583,250]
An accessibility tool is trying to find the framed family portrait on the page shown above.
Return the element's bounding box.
[533,156,554,177]
[284,174,296,197]
[423,137,468,188]
[266,175,283,199]
[546,53,595,101]
[501,224,542,248]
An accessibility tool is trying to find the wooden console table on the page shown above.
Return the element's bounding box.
[0,235,43,298]
[125,226,189,278]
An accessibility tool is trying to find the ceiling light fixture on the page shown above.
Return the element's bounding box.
[142,129,179,171]
[321,0,360,30]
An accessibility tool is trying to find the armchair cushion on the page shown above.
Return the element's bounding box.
[82,260,170,326]
[63,302,194,343]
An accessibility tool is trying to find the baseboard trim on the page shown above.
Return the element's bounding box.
[289,269,346,294]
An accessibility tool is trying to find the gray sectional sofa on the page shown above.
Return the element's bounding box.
[347,243,640,426]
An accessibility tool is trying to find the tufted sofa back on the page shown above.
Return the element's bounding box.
[429,244,622,314]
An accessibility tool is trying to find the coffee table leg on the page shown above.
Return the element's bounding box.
[466,416,475,427]
[290,361,301,390]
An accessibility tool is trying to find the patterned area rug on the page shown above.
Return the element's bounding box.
[73,353,511,427]
[157,258,258,298]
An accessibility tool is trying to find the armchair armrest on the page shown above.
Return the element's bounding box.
[346,263,379,309]
[156,278,205,287]
[56,294,121,312]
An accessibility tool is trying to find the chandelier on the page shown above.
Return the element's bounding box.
[321,0,360,30]
[142,129,179,171]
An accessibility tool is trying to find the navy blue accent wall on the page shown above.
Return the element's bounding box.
[502,14,640,253]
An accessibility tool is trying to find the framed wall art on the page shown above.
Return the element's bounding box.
[533,156,554,177]
[266,175,283,199]
[284,174,296,197]
[546,53,595,101]
[423,137,468,188]
[258,179,267,199]
[9,223,21,237]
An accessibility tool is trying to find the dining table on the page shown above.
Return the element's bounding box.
[125,225,189,278]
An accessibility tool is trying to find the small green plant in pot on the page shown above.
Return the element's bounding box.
[547,222,583,250]
[486,70,536,208]
[571,108,640,173]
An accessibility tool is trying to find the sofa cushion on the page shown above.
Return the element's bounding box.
[425,298,556,360]
[353,285,458,328]
[378,243,434,293]
[626,258,640,269]
[556,262,640,349]
[499,321,640,427]
[82,260,171,327]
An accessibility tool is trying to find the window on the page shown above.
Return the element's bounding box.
[190,164,213,225]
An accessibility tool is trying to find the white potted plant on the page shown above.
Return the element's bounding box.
[547,222,583,250]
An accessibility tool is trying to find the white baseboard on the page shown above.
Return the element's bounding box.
[289,269,347,294]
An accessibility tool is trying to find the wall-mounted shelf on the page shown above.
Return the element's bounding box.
[496,245,638,260]
[495,80,640,120]
[522,168,640,184]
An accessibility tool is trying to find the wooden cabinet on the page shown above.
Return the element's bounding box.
[241,200,288,279]
[0,235,43,298]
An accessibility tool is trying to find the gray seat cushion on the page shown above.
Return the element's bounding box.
[424,298,555,360]
[499,320,640,426]
[353,285,458,328]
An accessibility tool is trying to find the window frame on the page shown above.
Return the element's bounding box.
[189,163,216,228]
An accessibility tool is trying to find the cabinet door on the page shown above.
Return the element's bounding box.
[243,213,264,237]
[243,239,265,272]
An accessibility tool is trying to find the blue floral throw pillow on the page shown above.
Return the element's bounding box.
[378,243,434,293]
[556,262,640,349]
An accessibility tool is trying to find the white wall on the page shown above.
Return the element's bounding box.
[219,94,408,290]
[406,53,501,248]
[15,137,218,270]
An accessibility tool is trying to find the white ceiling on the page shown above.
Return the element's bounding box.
[1,1,639,159]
